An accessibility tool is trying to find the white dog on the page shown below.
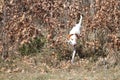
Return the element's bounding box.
[68,15,83,63]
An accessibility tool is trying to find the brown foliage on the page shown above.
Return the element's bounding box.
[0,0,119,65]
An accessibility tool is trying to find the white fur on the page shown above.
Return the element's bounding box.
[68,15,83,63]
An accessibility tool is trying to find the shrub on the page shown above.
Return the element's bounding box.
[19,36,45,56]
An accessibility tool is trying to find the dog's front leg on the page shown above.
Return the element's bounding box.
[71,49,76,64]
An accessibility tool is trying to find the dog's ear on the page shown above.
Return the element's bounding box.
[67,34,73,39]
[67,34,79,39]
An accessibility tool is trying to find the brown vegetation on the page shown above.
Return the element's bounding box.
[0,0,120,67]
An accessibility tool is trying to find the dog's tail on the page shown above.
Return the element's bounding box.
[78,15,82,25]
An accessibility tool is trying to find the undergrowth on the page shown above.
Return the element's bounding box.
[19,37,46,56]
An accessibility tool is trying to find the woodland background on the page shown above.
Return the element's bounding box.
[0,0,120,80]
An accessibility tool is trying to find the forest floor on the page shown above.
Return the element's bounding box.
[0,53,120,80]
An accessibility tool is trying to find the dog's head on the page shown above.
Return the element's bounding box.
[67,34,79,46]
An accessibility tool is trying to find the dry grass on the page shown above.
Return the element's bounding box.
[0,54,120,80]
[0,65,120,80]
